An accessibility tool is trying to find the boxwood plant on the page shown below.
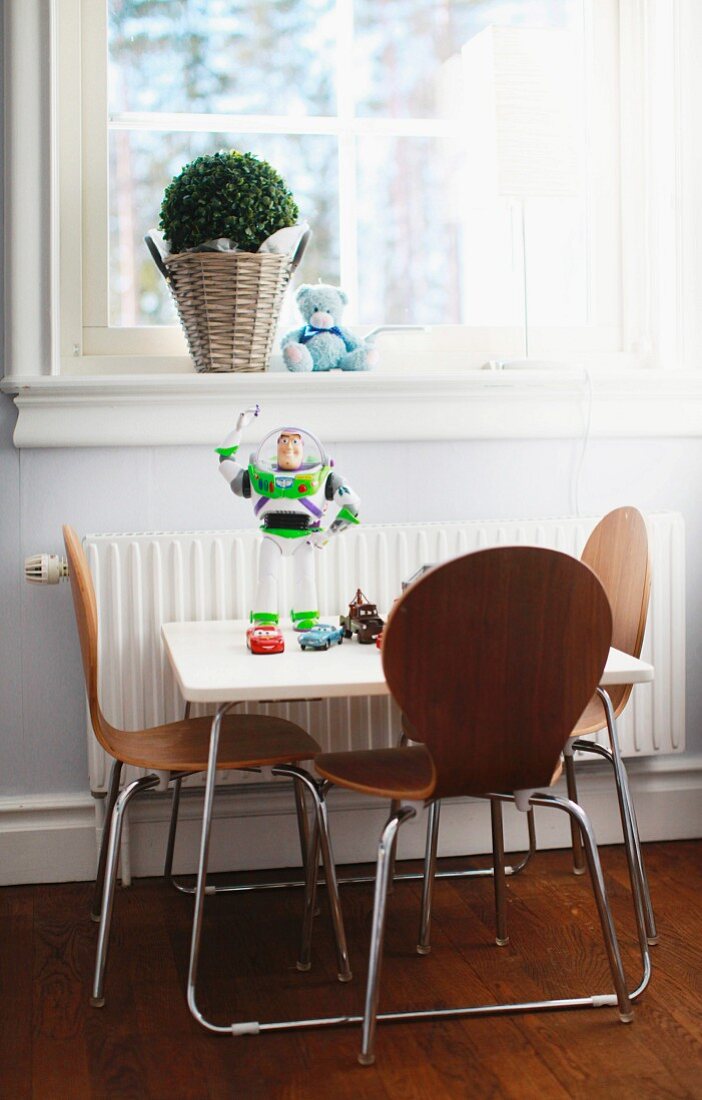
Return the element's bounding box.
[159,150,299,254]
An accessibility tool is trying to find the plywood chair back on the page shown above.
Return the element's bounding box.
[577,506,651,729]
[382,546,612,800]
[63,524,124,756]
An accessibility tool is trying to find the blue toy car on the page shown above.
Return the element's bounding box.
[298,622,345,651]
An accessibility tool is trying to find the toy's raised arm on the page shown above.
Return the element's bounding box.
[216,404,260,458]
[216,405,260,497]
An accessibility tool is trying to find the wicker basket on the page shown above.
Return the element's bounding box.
[164,250,293,373]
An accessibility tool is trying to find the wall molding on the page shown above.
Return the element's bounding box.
[1,754,700,886]
[6,369,702,447]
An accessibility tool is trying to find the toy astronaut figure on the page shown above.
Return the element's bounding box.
[217,406,360,634]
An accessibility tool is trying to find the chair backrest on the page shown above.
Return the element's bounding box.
[580,506,650,715]
[382,546,612,800]
[63,524,117,754]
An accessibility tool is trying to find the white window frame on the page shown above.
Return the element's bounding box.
[3,0,702,448]
[81,0,619,361]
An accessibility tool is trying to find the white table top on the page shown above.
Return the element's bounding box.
[161,618,654,705]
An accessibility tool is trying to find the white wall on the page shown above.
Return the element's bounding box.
[1,0,700,882]
[2,416,702,799]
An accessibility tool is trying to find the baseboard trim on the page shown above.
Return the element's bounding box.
[1,755,701,886]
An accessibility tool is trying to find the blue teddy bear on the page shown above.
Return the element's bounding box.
[282,284,378,372]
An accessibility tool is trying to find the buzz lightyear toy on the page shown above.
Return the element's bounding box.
[217,405,360,631]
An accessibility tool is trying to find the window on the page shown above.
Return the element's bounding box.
[78,0,620,367]
[3,0,700,447]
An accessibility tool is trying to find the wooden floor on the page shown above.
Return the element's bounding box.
[1,839,701,1099]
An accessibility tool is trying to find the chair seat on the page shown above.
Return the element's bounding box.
[112,714,319,772]
[315,745,436,800]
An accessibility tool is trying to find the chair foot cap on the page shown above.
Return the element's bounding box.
[90,996,106,1008]
[296,961,312,972]
[619,1011,634,1024]
[416,944,431,955]
[573,866,586,876]
[358,1052,375,1066]
[496,936,510,947]
[647,935,660,946]
[337,971,353,983]
[90,912,101,923]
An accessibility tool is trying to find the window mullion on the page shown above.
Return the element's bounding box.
[336,0,359,322]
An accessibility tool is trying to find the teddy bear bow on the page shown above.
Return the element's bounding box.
[299,322,348,345]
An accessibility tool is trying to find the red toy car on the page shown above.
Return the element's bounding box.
[246,623,285,655]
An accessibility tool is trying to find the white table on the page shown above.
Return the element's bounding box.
[161,618,654,1035]
[162,618,653,705]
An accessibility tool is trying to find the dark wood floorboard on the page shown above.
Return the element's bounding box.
[1,839,701,1099]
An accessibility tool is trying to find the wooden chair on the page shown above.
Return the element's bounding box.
[520,506,656,944]
[414,506,656,952]
[315,546,648,1066]
[62,525,350,1008]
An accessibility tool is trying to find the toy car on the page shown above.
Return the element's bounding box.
[298,622,345,651]
[246,623,285,655]
[340,589,385,644]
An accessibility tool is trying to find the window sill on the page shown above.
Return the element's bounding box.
[3,367,702,448]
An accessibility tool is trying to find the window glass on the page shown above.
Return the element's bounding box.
[106,0,590,337]
[108,0,337,116]
[353,0,581,118]
[109,131,338,325]
[355,136,461,326]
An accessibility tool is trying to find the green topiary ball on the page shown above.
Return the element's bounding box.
[159,150,299,254]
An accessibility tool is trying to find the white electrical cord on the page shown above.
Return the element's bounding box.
[484,359,593,517]
[571,366,593,518]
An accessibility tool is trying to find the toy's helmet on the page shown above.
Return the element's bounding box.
[252,427,329,473]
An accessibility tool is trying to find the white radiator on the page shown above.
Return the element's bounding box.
[84,513,685,797]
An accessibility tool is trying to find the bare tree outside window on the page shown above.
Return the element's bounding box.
[108,0,585,334]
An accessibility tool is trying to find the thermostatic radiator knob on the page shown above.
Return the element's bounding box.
[25,553,69,584]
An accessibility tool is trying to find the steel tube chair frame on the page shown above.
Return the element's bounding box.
[186,705,352,1035]
[414,506,656,948]
[313,546,650,1065]
[63,524,349,1010]
[563,507,656,943]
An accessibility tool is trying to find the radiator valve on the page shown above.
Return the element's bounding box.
[25,553,69,584]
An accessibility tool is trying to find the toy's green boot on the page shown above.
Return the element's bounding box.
[291,609,319,632]
[249,611,280,626]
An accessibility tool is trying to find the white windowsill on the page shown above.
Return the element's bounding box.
[3,366,702,447]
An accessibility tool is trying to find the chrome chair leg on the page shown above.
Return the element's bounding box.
[359,805,417,1066]
[539,794,633,1022]
[490,798,509,946]
[595,688,658,944]
[163,774,183,884]
[386,799,401,893]
[386,732,408,893]
[293,774,311,884]
[91,772,160,1006]
[516,807,538,874]
[91,757,122,922]
[295,796,321,974]
[274,768,352,984]
[417,800,441,955]
[562,741,586,875]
